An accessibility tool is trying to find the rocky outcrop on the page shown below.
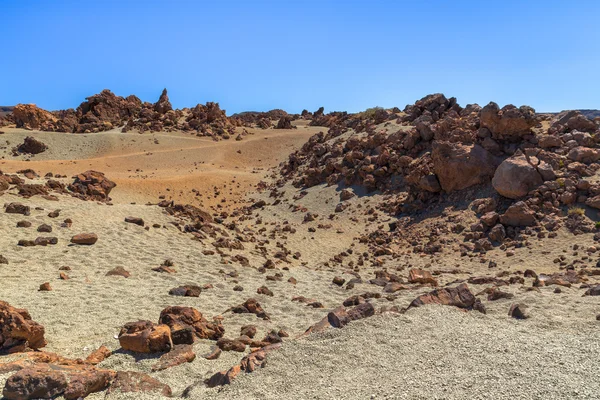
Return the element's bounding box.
[153,88,173,114]
[159,306,224,343]
[13,104,58,130]
[479,102,538,141]
[68,170,116,201]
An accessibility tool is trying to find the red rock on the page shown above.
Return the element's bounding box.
[5,203,30,216]
[118,321,172,353]
[206,364,241,388]
[168,285,201,297]
[159,306,224,343]
[85,345,111,365]
[0,302,46,353]
[202,346,222,360]
[70,233,98,245]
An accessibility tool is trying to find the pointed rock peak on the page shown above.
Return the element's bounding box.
[154,88,172,114]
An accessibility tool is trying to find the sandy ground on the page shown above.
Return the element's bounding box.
[0,124,599,399]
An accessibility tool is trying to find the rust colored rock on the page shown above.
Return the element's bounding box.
[151,344,195,372]
[107,371,172,397]
[70,233,98,245]
[408,269,438,286]
[275,116,294,129]
[12,104,58,130]
[409,283,478,310]
[327,302,375,328]
[0,302,46,352]
[332,276,345,286]
[85,345,111,365]
[68,170,116,202]
[118,321,172,353]
[34,237,58,246]
[106,267,131,278]
[159,306,224,343]
[492,153,544,199]
[487,288,515,301]
[479,102,538,141]
[17,136,48,155]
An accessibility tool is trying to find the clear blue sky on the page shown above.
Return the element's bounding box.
[2,0,599,114]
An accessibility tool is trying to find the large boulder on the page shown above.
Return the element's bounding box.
[0,301,46,352]
[431,141,498,192]
[68,170,116,201]
[275,116,294,129]
[158,306,224,344]
[12,104,58,130]
[567,146,600,164]
[479,102,538,141]
[17,136,48,154]
[492,153,544,199]
[118,321,172,353]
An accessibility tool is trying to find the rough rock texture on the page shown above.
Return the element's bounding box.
[0,301,47,352]
[432,142,498,192]
[118,321,172,353]
[12,104,58,130]
[479,102,538,141]
[159,306,224,343]
[154,88,173,114]
[17,136,48,154]
[68,171,116,202]
[499,201,537,227]
[408,284,477,310]
[492,153,544,199]
[107,371,172,397]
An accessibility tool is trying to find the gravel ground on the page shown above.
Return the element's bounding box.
[191,306,600,400]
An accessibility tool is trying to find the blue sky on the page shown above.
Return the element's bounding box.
[2,0,599,114]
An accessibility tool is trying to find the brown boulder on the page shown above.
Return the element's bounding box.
[492,154,544,199]
[118,321,172,353]
[479,102,538,141]
[0,301,46,352]
[68,171,116,201]
[12,104,58,130]
[124,216,144,226]
[18,136,48,154]
[70,233,98,245]
[431,141,497,192]
[153,88,173,114]
[168,285,201,297]
[5,203,30,216]
[159,306,224,343]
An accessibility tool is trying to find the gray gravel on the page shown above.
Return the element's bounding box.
[191,306,600,400]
